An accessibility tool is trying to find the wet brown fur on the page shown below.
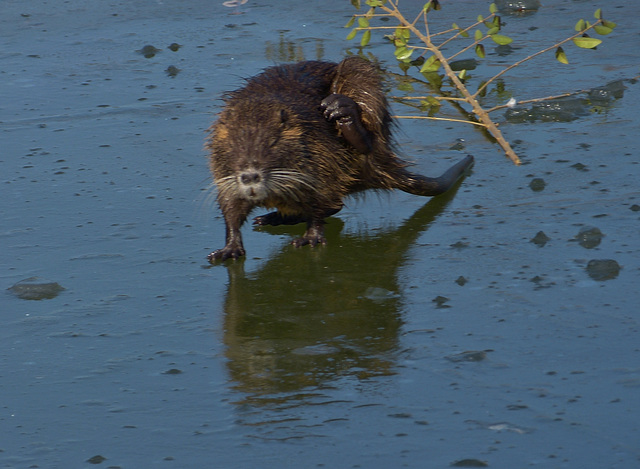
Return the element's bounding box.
[206,57,472,261]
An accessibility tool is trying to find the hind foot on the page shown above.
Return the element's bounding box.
[292,222,326,248]
[292,235,326,248]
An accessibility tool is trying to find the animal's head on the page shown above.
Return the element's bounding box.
[207,99,314,206]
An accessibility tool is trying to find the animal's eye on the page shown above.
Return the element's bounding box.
[279,109,289,125]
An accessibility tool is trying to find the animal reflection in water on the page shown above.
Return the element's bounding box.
[220,189,464,399]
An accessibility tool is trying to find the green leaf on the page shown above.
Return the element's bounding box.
[475,43,485,59]
[460,30,469,38]
[490,34,512,45]
[397,27,410,40]
[602,20,617,29]
[593,24,613,35]
[358,17,369,28]
[458,69,467,80]
[345,16,356,28]
[594,8,602,19]
[422,96,441,107]
[487,26,499,35]
[361,29,371,46]
[346,28,358,40]
[420,55,441,73]
[452,22,459,30]
[489,3,497,14]
[474,29,483,41]
[477,14,484,22]
[395,47,413,61]
[351,0,361,9]
[423,1,432,12]
[555,46,569,64]
[423,72,443,90]
[575,19,585,32]
[573,36,602,49]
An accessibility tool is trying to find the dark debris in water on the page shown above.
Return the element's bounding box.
[496,0,540,13]
[451,458,489,467]
[432,295,451,308]
[8,277,65,300]
[506,98,590,123]
[455,276,468,286]
[450,241,469,249]
[446,350,487,363]
[589,80,625,104]
[529,178,546,192]
[136,44,161,58]
[166,65,180,78]
[529,275,555,290]
[586,259,620,281]
[574,226,604,249]
[505,80,624,123]
[86,455,107,464]
[530,230,550,247]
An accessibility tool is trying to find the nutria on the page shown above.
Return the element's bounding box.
[206,56,473,261]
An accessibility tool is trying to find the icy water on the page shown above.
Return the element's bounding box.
[2,0,639,467]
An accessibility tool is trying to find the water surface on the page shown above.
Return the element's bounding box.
[2,0,639,467]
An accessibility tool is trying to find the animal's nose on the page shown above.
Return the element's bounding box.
[240,171,261,185]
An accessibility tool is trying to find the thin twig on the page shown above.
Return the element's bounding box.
[391,95,468,102]
[393,115,488,127]
[378,2,521,164]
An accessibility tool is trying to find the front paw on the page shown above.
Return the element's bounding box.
[207,245,246,262]
[321,93,372,154]
[320,93,359,124]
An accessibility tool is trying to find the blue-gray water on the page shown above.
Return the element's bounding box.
[2,0,639,467]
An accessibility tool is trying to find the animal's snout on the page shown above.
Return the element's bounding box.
[240,171,261,185]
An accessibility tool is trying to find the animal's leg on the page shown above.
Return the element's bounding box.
[320,93,372,154]
[394,155,474,196]
[207,201,251,262]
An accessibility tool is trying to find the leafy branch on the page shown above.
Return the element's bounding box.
[345,1,617,165]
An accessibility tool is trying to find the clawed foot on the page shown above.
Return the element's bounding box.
[321,93,360,124]
[292,222,326,248]
[292,234,326,248]
[320,93,372,154]
[207,244,245,262]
